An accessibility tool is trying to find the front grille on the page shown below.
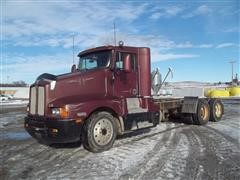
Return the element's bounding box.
[30,87,36,114]
[30,86,45,115]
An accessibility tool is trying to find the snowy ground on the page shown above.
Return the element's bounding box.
[0,100,239,180]
[0,99,28,106]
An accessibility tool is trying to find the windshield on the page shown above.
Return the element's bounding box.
[78,50,111,71]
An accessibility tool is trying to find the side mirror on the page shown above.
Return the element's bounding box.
[71,64,77,73]
[123,54,132,72]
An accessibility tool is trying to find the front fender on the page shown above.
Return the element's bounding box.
[67,98,126,120]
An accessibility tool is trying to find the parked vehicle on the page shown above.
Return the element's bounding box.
[25,42,224,152]
[0,94,11,101]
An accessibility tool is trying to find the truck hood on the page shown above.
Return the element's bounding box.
[35,69,110,107]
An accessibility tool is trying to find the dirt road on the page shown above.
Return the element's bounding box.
[0,100,239,180]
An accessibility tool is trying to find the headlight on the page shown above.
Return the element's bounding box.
[51,106,69,118]
[52,108,60,116]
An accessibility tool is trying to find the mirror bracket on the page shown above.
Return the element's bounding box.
[71,64,77,73]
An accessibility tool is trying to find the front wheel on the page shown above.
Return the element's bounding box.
[82,112,117,153]
[192,99,210,125]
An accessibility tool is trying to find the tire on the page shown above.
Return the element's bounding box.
[82,112,117,153]
[192,99,210,125]
[209,99,224,122]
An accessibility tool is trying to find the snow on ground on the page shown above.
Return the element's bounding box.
[0,99,28,106]
[0,111,26,128]
[0,100,239,180]
[207,99,240,143]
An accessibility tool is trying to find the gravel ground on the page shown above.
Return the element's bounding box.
[0,99,239,180]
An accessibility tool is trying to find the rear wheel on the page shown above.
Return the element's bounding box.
[209,99,224,122]
[193,99,210,125]
[82,112,117,153]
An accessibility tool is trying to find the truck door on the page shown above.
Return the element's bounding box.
[113,51,138,97]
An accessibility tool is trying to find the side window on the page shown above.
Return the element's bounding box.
[115,52,137,71]
[86,59,97,69]
[80,59,97,69]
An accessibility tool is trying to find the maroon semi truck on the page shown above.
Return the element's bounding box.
[25,43,224,152]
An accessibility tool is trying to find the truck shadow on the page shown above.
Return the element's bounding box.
[169,116,194,125]
[46,141,82,149]
[118,127,152,139]
[118,120,188,140]
[47,120,191,149]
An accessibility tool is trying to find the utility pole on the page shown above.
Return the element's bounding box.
[72,34,75,65]
[229,61,236,82]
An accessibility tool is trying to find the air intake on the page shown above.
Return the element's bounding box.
[30,86,45,115]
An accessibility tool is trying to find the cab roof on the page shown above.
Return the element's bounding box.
[78,45,149,57]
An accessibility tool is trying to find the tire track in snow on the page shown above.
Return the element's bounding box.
[154,134,189,180]
[181,127,208,180]
[119,127,176,180]
[191,126,240,179]
[119,124,191,180]
[27,147,89,179]
[47,123,180,179]
[137,131,179,180]
[204,125,240,145]
[41,127,163,179]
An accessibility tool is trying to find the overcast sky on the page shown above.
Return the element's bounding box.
[1,0,239,84]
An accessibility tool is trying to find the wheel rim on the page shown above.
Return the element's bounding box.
[215,103,222,118]
[93,118,113,146]
[200,105,209,120]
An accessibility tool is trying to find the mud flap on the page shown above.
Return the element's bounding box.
[181,97,199,114]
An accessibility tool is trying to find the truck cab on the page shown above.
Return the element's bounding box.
[25,43,160,152]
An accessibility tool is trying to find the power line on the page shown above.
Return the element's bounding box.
[114,22,116,46]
